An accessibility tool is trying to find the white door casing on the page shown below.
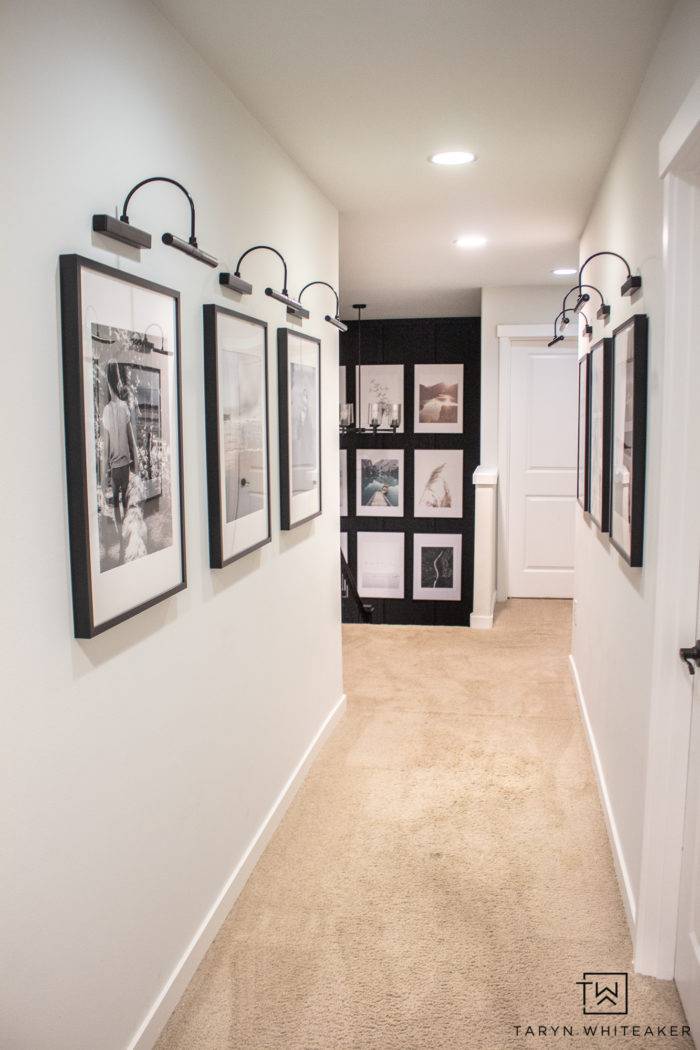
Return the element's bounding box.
[497,328,578,599]
[675,574,700,1045]
[634,73,700,1001]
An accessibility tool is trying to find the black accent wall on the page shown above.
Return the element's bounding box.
[340,316,481,626]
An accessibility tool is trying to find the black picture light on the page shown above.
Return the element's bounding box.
[92,176,217,267]
[219,245,306,314]
[579,251,642,298]
[290,280,348,331]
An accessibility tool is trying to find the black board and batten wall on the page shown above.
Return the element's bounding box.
[340,316,480,626]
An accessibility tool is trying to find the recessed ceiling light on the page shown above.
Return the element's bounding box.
[429,151,476,166]
[552,268,577,276]
[455,235,487,248]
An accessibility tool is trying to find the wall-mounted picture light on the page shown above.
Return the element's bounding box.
[289,281,348,331]
[219,245,306,315]
[563,283,610,323]
[92,176,217,266]
[579,251,642,298]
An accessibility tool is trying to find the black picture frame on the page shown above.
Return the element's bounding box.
[610,314,648,566]
[277,328,322,530]
[588,337,613,532]
[59,254,186,637]
[577,352,590,511]
[203,305,271,568]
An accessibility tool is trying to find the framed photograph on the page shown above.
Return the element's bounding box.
[339,448,348,517]
[577,352,590,510]
[203,305,270,568]
[414,449,463,518]
[414,363,464,433]
[610,314,648,566]
[588,337,613,532]
[59,254,185,638]
[356,449,404,517]
[278,328,322,530]
[356,363,404,432]
[413,533,462,601]
[357,532,405,599]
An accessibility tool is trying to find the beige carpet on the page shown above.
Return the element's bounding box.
[155,600,692,1049]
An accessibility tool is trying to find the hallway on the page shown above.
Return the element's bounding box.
[154,601,691,1049]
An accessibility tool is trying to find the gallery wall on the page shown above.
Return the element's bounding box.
[1,3,344,1049]
[570,0,700,966]
[339,317,480,626]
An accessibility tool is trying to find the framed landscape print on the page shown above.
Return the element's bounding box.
[356,363,404,432]
[356,449,404,517]
[577,353,590,511]
[357,532,405,599]
[278,328,322,530]
[610,314,648,566]
[413,533,462,601]
[203,305,270,568]
[588,337,613,532]
[59,254,186,638]
[414,449,463,518]
[414,363,463,433]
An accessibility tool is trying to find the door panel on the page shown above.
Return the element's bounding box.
[507,343,578,598]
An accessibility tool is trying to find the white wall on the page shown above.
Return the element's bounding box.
[0,3,343,1049]
[480,285,567,467]
[570,0,700,950]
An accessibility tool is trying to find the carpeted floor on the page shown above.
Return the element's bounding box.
[154,600,693,1049]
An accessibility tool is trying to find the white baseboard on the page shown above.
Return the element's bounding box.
[470,590,497,629]
[128,692,347,1050]
[568,655,637,933]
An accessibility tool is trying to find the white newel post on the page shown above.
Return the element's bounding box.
[470,466,498,629]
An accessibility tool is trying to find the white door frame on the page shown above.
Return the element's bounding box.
[496,325,577,601]
[634,76,700,977]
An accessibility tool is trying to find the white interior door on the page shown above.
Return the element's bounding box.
[506,340,578,597]
[675,574,700,1044]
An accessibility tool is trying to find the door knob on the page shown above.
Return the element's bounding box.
[679,641,700,676]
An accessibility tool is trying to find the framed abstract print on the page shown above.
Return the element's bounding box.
[414,363,463,433]
[413,533,462,601]
[610,314,648,566]
[59,254,186,638]
[577,352,590,511]
[356,532,405,599]
[414,449,463,518]
[588,337,613,532]
[278,328,322,530]
[203,305,271,567]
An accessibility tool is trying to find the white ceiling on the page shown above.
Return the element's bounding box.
[153,0,673,318]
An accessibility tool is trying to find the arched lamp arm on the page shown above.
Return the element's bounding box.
[563,282,610,320]
[121,176,197,244]
[578,251,641,297]
[298,280,340,313]
[234,245,289,293]
[295,280,347,330]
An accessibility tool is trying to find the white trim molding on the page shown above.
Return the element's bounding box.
[496,325,576,601]
[471,466,498,628]
[128,693,347,1050]
[569,655,637,931]
[633,72,700,978]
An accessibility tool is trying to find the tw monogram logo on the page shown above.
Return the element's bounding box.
[576,973,629,1015]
